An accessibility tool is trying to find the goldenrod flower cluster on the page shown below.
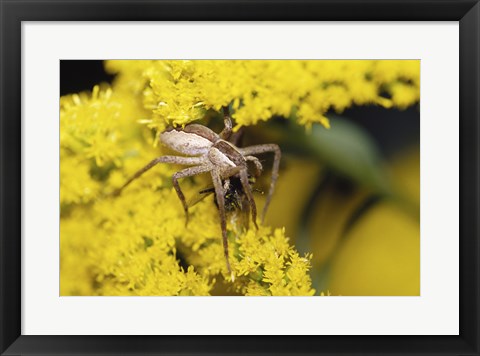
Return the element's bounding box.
[106,60,419,132]
[60,60,419,296]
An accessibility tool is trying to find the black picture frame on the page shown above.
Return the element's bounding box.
[1,1,479,355]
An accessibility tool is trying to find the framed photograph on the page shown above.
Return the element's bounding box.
[1,0,479,355]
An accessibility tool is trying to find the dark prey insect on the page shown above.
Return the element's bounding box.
[114,107,281,280]
[190,176,261,230]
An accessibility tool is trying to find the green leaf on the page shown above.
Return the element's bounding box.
[308,116,389,194]
[274,115,390,194]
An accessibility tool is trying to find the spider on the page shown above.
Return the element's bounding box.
[114,107,281,280]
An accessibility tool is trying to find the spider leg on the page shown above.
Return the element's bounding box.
[219,106,233,140]
[211,169,234,280]
[239,144,281,223]
[238,167,258,230]
[113,155,205,196]
[239,189,251,230]
[245,155,263,177]
[228,127,244,146]
[172,164,213,226]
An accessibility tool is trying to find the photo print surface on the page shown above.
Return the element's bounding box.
[60,60,420,296]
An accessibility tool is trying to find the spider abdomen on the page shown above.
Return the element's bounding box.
[160,130,213,156]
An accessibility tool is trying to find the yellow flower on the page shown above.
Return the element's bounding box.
[105,60,420,134]
[230,226,315,296]
[60,83,315,295]
[60,155,99,205]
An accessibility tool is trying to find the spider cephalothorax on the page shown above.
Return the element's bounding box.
[115,108,281,279]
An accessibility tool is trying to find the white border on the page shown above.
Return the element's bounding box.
[22,22,459,335]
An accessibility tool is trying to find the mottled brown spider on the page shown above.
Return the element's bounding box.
[114,108,281,280]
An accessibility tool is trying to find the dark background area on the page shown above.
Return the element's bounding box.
[61,60,115,96]
[60,60,420,157]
